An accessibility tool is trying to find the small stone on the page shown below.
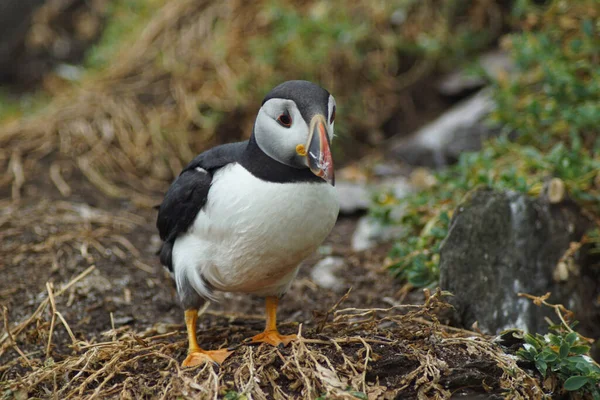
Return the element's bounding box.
[155,323,169,335]
[437,50,514,96]
[390,9,407,25]
[351,216,406,252]
[547,177,566,204]
[310,257,346,292]
[335,180,371,214]
[553,261,569,282]
[113,315,135,325]
[150,234,163,253]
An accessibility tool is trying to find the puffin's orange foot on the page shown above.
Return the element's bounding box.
[247,330,297,347]
[182,348,232,367]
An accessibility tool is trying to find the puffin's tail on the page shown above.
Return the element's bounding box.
[158,241,174,272]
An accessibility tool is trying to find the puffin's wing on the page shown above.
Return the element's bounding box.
[156,141,247,270]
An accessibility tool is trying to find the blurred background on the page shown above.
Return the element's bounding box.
[1,0,600,397]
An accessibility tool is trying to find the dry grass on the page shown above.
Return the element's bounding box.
[1,286,544,399]
[0,0,506,207]
[0,199,150,274]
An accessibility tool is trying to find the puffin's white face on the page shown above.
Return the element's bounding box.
[254,94,336,184]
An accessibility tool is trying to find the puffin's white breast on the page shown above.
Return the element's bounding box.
[172,163,339,298]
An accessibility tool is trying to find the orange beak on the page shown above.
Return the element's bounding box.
[306,115,335,186]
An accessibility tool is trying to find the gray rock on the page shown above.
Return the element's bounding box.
[437,50,514,96]
[310,256,346,292]
[351,216,406,252]
[388,90,499,169]
[382,176,414,200]
[349,176,413,251]
[335,180,371,214]
[336,176,414,215]
[439,188,596,335]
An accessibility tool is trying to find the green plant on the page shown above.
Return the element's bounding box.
[518,330,600,395]
[222,391,248,400]
[491,0,600,147]
[515,293,600,397]
[385,211,448,287]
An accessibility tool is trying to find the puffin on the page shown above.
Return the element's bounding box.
[156,80,339,367]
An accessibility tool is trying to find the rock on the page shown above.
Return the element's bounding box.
[310,256,346,292]
[437,50,514,96]
[335,180,371,214]
[388,90,499,169]
[439,188,596,335]
[382,176,414,199]
[351,216,406,252]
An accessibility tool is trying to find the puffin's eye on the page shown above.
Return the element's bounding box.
[277,113,292,128]
[330,106,336,124]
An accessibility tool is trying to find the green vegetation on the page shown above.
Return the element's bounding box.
[376,0,600,288]
[85,0,165,70]
[0,90,51,123]
[492,0,600,148]
[519,329,600,397]
[514,294,600,397]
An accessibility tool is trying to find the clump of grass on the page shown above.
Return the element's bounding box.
[378,0,600,288]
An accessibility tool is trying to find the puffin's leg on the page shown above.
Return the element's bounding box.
[182,309,232,367]
[248,296,297,346]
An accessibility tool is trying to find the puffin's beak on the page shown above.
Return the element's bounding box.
[306,114,335,186]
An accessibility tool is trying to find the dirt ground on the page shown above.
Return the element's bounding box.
[0,155,548,399]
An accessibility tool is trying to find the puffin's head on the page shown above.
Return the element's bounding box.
[253,80,336,185]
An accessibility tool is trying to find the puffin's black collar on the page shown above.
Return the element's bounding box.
[240,136,324,184]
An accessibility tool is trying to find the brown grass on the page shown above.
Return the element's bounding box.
[1,286,544,399]
[0,0,506,207]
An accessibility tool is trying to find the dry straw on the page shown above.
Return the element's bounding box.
[1,287,544,399]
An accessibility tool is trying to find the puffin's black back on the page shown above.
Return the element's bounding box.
[156,141,247,270]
